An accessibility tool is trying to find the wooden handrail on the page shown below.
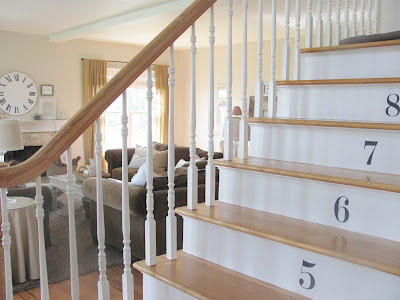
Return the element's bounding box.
[0,0,217,188]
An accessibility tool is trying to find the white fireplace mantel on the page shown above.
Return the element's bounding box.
[20,120,67,133]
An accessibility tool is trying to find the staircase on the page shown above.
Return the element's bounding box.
[133,38,400,298]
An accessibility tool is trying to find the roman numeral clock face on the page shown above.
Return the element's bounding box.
[0,72,37,115]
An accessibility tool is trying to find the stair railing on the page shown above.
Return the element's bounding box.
[0,0,382,299]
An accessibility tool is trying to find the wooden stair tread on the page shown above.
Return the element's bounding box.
[277,77,400,86]
[214,157,400,193]
[247,117,400,131]
[301,39,400,53]
[133,251,308,300]
[177,202,400,276]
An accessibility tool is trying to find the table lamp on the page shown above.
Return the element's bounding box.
[0,119,24,205]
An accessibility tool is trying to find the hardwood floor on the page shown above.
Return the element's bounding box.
[13,265,143,300]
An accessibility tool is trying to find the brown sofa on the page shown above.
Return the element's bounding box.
[82,143,222,260]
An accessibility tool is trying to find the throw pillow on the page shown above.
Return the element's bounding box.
[153,150,168,173]
[130,163,147,187]
[128,153,147,169]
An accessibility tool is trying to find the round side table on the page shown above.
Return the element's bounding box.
[8,196,40,283]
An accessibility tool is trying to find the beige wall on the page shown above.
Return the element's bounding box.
[0,30,185,165]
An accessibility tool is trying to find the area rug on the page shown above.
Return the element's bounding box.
[13,193,123,293]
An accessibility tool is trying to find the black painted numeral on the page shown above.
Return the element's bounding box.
[299,260,316,290]
[23,77,26,83]
[29,92,36,96]
[6,104,11,112]
[0,98,5,106]
[14,74,19,81]
[386,94,400,117]
[0,84,5,87]
[0,92,3,97]
[27,83,33,88]
[334,196,350,223]
[14,106,19,114]
[23,105,28,111]
[5,75,12,83]
[27,99,34,105]
[364,141,378,165]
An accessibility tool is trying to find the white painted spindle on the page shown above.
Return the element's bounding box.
[224,0,234,159]
[95,118,111,299]
[35,176,50,300]
[268,0,277,117]
[374,0,379,33]
[293,0,301,80]
[188,23,198,210]
[206,6,216,207]
[121,90,134,299]
[239,0,248,158]
[335,0,341,45]
[282,0,291,79]
[344,0,350,38]
[353,0,357,36]
[315,0,323,47]
[167,44,177,259]
[66,148,79,300]
[367,0,372,34]
[255,0,265,115]
[1,188,13,300]
[360,0,365,35]
[145,66,156,266]
[306,0,313,48]
[326,0,333,46]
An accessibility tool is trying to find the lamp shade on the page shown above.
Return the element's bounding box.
[0,119,24,151]
[232,106,242,116]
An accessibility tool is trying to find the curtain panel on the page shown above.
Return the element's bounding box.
[155,65,169,144]
[83,59,107,169]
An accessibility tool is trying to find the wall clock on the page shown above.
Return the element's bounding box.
[0,72,38,116]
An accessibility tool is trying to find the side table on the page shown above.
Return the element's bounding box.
[8,196,40,284]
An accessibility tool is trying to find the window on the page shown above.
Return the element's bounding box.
[104,64,160,152]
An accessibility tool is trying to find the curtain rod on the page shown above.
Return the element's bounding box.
[81,58,155,66]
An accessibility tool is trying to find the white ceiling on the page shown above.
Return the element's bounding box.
[0,0,313,49]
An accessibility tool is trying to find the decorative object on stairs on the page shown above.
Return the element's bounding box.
[0,119,24,205]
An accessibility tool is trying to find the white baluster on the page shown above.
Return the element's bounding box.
[95,118,111,299]
[224,0,234,160]
[35,176,50,300]
[335,0,341,45]
[239,0,249,158]
[344,0,350,38]
[206,6,216,207]
[188,23,198,210]
[282,0,291,78]
[121,90,134,299]
[374,0,379,33]
[1,188,13,300]
[367,0,372,34]
[293,0,301,80]
[326,0,333,46]
[145,66,156,266]
[66,148,79,300]
[255,0,265,115]
[315,0,323,47]
[305,0,313,48]
[268,0,277,117]
[353,0,357,36]
[167,44,177,258]
[360,0,365,35]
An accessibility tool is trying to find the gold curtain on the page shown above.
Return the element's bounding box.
[155,65,169,144]
[83,59,107,170]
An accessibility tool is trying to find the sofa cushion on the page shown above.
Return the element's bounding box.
[112,167,138,181]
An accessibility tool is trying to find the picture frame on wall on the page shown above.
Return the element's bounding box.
[41,85,54,96]
[38,98,56,119]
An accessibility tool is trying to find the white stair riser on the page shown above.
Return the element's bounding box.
[277,84,400,123]
[183,217,400,300]
[250,124,400,175]
[143,274,196,300]
[301,45,400,79]
[218,166,400,242]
